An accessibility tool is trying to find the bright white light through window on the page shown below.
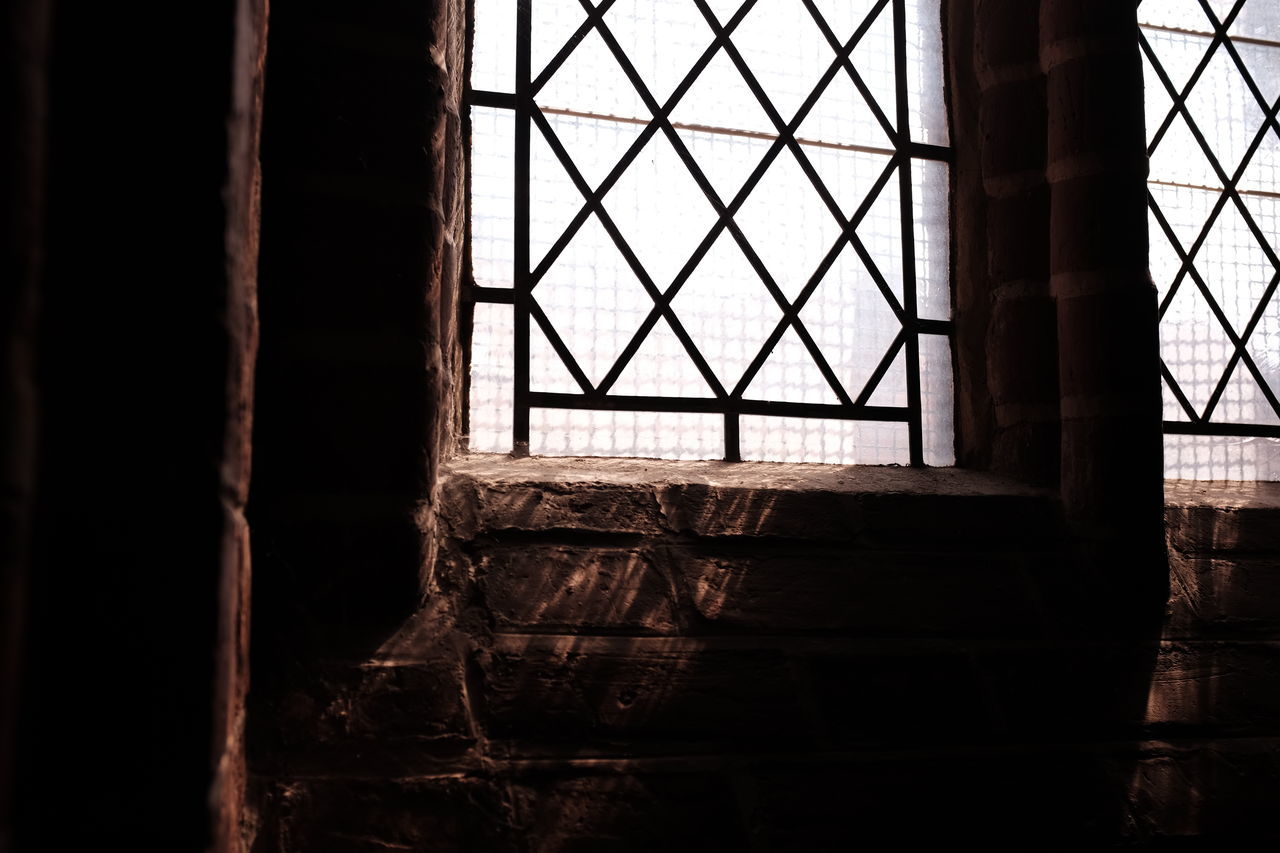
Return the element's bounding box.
[468,0,952,464]
[1141,0,1280,480]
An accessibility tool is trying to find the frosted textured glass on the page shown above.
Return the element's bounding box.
[1142,0,1280,480]
[468,302,514,453]
[913,158,951,320]
[530,409,723,461]
[470,107,515,289]
[470,0,953,464]
[905,0,948,145]
[740,417,908,465]
[921,333,955,467]
[471,0,516,93]
[1166,435,1280,481]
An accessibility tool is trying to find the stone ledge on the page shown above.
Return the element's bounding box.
[1164,480,1280,511]
[441,454,1063,543]
[446,453,1057,495]
[1165,480,1280,554]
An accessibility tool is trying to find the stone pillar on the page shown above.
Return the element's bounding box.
[1041,0,1163,540]
[974,0,1059,485]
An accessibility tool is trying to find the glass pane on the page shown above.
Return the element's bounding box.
[740,417,909,465]
[921,333,955,466]
[906,0,948,145]
[530,409,723,460]
[913,157,950,320]
[471,0,516,92]
[468,301,514,453]
[471,106,515,289]
[1166,434,1280,481]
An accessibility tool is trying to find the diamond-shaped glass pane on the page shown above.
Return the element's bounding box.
[799,241,901,399]
[602,131,720,289]
[744,325,843,405]
[534,213,650,387]
[538,27,648,118]
[734,147,843,301]
[603,0,716,106]
[1139,0,1210,32]
[611,315,715,397]
[670,230,783,391]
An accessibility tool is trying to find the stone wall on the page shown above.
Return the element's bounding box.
[7,0,267,849]
[249,462,1280,849]
[238,0,1279,849]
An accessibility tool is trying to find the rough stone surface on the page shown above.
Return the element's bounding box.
[479,545,678,634]
[236,3,1280,851]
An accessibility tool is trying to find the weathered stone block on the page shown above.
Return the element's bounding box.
[975,644,1162,737]
[256,777,509,852]
[1145,642,1280,732]
[975,0,1041,75]
[1166,488,1280,554]
[476,636,808,744]
[742,751,1122,849]
[664,485,1061,547]
[798,648,990,745]
[510,773,747,853]
[674,548,1046,636]
[1167,552,1280,636]
[472,482,665,535]
[1125,738,1280,842]
[980,76,1047,178]
[986,291,1057,406]
[986,187,1050,284]
[480,545,677,633]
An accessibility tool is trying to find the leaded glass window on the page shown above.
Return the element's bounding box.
[467,0,952,464]
[1141,0,1280,479]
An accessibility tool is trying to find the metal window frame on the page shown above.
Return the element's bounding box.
[469,0,955,462]
[1141,0,1280,440]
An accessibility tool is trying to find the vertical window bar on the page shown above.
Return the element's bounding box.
[894,0,925,466]
[725,412,741,462]
[512,0,532,455]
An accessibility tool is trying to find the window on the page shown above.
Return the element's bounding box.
[1141,0,1280,480]
[466,0,952,465]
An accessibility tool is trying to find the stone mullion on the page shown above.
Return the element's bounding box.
[1040,0,1164,541]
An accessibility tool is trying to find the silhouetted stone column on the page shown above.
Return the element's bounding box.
[1041,0,1163,541]
[975,0,1059,485]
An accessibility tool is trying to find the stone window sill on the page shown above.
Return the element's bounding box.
[440,453,1063,545]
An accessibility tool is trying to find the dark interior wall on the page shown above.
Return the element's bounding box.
[1,1,51,849]
[246,0,465,765]
[7,0,266,850]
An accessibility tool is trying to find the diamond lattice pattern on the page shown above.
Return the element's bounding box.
[470,0,952,464]
[1141,0,1280,479]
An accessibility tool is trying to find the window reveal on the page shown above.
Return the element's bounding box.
[467,0,953,464]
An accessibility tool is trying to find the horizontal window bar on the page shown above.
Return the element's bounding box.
[535,105,953,161]
[1149,178,1280,202]
[472,285,514,303]
[916,319,953,335]
[471,89,516,109]
[529,391,910,422]
[902,142,953,162]
[1139,22,1280,51]
[1164,420,1280,439]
